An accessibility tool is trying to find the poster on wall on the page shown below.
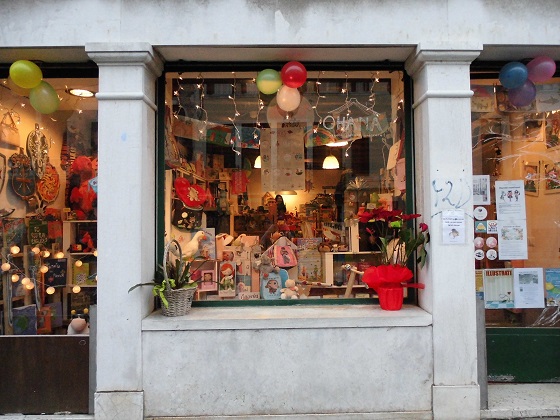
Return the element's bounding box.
[497,219,528,260]
[483,268,514,309]
[513,268,545,308]
[473,175,491,205]
[495,180,526,220]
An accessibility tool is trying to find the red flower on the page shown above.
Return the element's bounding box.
[419,222,428,232]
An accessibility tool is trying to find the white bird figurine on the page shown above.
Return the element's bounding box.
[183,231,207,260]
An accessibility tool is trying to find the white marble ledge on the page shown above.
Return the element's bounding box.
[142,304,432,331]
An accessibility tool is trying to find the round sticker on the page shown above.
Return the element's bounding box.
[474,206,488,220]
[474,237,485,249]
[474,249,485,260]
[486,249,498,260]
[486,236,498,248]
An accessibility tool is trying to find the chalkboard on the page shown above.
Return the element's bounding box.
[44,258,67,287]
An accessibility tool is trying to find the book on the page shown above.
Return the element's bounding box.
[13,305,37,335]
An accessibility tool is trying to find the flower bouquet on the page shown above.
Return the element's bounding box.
[358,208,429,310]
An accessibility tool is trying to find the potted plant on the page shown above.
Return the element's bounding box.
[357,208,430,310]
[129,239,205,316]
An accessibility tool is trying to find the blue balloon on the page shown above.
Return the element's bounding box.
[499,62,528,89]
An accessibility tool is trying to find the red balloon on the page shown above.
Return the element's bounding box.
[281,61,307,88]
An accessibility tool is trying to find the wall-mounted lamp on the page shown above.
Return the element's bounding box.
[326,140,349,147]
[254,155,261,168]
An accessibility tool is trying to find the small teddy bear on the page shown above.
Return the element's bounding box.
[258,254,279,278]
[281,279,299,299]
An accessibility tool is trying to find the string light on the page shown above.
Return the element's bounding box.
[312,71,326,135]
[228,72,242,156]
[10,245,20,255]
[252,76,264,142]
[46,286,55,295]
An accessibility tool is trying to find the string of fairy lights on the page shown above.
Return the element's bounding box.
[1,244,97,299]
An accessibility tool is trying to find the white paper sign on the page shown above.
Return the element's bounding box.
[513,268,545,308]
[495,180,527,220]
[442,209,466,244]
[497,220,528,260]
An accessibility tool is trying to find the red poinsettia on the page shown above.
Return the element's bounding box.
[360,208,429,268]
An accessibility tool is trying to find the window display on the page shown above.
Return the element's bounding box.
[0,75,98,334]
[164,68,413,302]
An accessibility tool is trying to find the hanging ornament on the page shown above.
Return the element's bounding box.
[280,61,307,88]
[276,86,301,112]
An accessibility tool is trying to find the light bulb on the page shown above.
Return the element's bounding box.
[72,285,81,293]
[10,245,20,254]
[21,277,30,285]
[31,246,41,255]
[1,262,11,271]
[42,250,50,258]
[39,265,49,274]
[25,282,35,290]
[11,274,19,282]
[46,286,55,295]
[55,252,65,259]
[75,260,83,267]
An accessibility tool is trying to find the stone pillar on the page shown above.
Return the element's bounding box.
[86,42,163,420]
[405,48,482,420]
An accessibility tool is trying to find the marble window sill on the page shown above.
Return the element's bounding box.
[142,305,432,331]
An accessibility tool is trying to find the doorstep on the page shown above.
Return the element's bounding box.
[481,383,560,419]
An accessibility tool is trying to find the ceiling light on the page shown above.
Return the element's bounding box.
[276,190,297,195]
[326,140,349,147]
[67,88,95,98]
[254,155,261,168]
[322,154,340,169]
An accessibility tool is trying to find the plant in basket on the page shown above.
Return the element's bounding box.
[129,239,207,316]
[358,208,429,310]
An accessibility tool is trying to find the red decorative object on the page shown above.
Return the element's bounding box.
[362,264,425,311]
[280,61,307,88]
[174,177,206,209]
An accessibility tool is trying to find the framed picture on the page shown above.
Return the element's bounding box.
[523,162,540,196]
[473,175,491,205]
[542,161,560,193]
[544,112,560,151]
[199,269,217,292]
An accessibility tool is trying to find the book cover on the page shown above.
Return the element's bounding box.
[13,304,37,335]
[545,268,560,306]
[218,261,236,297]
[28,218,49,247]
[73,262,90,285]
[2,217,26,248]
[483,268,514,308]
[44,258,67,287]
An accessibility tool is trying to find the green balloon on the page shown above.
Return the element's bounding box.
[256,69,282,95]
[9,60,43,89]
[30,81,60,114]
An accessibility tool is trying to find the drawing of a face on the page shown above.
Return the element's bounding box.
[266,279,279,293]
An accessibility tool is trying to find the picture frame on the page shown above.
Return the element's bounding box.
[199,269,217,292]
[542,161,560,193]
[544,112,560,151]
[523,161,540,196]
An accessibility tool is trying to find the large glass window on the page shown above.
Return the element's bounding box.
[471,76,560,326]
[163,68,411,302]
[1,75,98,334]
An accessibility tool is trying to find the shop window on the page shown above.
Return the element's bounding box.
[163,68,415,303]
[471,74,560,327]
[0,74,98,335]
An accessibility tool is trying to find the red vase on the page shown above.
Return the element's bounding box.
[377,285,404,311]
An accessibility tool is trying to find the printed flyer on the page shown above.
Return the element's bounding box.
[483,268,514,309]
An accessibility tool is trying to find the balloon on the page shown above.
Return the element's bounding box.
[256,69,282,94]
[507,80,536,107]
[499,61,528,89]
[280,61,307,88]
[276,85,301,112]
[29,81,60,114]
[527,56,556,83]
[9,60,43,89]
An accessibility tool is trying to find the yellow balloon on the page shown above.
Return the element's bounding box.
[9,60,43,89]
[29,81,60,114]
[6,77,30,96]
